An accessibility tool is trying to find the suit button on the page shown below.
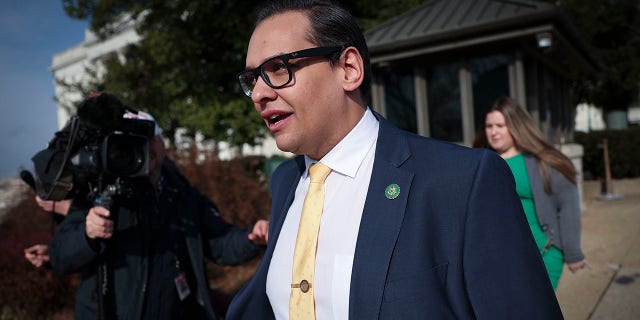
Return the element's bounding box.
[541,224,549,231]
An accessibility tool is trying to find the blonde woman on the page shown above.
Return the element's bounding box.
[473,96,590,289]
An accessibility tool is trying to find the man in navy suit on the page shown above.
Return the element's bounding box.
[229,0,563,318]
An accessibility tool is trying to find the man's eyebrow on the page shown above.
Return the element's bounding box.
[245,52,288,70]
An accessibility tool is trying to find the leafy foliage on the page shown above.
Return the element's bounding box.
[0,192,76,319]
[575,126,640,179]
[552,0,640,111]
[59,0,640,138]
[59,0,422,147]
[60,0,261,145]
[345,0,424,31]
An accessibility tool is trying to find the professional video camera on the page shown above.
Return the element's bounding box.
[29,93,155,201]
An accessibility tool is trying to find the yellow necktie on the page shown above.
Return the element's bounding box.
[289,162,332,320]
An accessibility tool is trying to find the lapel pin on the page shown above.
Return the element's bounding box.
[385,184,400,200]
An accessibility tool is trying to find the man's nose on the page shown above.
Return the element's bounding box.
[251,76,277,103]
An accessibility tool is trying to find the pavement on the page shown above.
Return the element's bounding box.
[556,178,640,320]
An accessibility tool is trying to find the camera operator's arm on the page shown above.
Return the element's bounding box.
[49,200,106,275]
[194,189,266,266]
[201,209,263,265]
[162,157,266,266]
[24,197,73,269]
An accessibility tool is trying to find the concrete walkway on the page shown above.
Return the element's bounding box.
[556,178,640,320]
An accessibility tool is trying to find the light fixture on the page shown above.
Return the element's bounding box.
[537,32,553,49]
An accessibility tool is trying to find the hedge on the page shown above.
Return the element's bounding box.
[575,126,640,179]
[0,148,273,319]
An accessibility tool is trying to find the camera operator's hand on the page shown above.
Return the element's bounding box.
[248,219,269,246]
[24,244,50,268]
[85,206,114,239]
[35,196,71,216]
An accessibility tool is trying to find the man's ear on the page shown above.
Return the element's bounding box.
[340,47,364,93]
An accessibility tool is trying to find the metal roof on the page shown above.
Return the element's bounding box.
[364,0,601,73]
[366,0,562,53]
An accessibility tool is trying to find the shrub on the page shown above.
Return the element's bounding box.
[575,126,640,179]
[170,148,272,315]
[0,192,76,319]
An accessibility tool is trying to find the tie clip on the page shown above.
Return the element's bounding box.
[291,279,311,293]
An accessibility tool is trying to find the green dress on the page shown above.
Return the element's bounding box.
[505,153,563,289]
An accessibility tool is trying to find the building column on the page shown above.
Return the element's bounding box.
[559,143,585,211]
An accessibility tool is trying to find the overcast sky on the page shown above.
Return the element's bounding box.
[0,1,88,179]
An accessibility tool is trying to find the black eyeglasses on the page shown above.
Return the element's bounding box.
[237,46,344,97]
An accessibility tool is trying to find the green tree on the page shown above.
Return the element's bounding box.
[61,0,261,145]
[554,0,640,116]
[59,0,422,147]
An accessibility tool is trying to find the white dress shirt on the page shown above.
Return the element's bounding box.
[266,108,379,320]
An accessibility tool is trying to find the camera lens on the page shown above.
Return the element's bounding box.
[103,134,149,177]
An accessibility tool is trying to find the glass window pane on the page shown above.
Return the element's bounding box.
[383,69,417,133]
[427,63,462,141]
[470,54,510,129]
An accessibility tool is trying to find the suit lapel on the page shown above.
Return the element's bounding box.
[350,115,414,319]
[256,156,305,289]
[269,156,306,245]
[236,157,303,317]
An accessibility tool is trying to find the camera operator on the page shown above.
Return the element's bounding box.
[23,196,71,268]
[48,105,269,320]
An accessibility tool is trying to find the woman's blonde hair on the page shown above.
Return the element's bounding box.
[473,97,576,193]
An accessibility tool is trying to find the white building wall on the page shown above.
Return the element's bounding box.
[50,23,142,128]
[629,107,640,125]
[574,103,606,132]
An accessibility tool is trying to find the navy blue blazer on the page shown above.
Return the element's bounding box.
[227,114,562,319]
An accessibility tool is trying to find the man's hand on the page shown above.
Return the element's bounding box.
[248,219,269,245]
[24,244,50,268]
[85,206,114,239]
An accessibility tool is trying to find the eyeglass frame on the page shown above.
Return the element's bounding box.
[237,46,345,97]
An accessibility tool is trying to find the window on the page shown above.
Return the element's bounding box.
[383,69,417,133]
[469,54,510,130]
[427,62,462,141]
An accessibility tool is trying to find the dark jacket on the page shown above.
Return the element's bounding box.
[228,113,562,319]
[49,158,261,319]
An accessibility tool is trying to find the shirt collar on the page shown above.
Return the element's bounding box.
[304,107,379,179]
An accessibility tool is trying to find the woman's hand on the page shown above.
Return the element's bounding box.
[568,259,592,273]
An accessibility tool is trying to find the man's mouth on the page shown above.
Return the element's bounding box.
[268,114,286,125]
[266,113,291,127]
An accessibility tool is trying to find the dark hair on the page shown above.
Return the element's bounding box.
[252,0,371,100]
[473,96,577,193]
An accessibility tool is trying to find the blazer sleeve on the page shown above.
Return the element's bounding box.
[49,199,102,275]
[551,169,585,263]
[463,150,563,319]
[190,184,262,266]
